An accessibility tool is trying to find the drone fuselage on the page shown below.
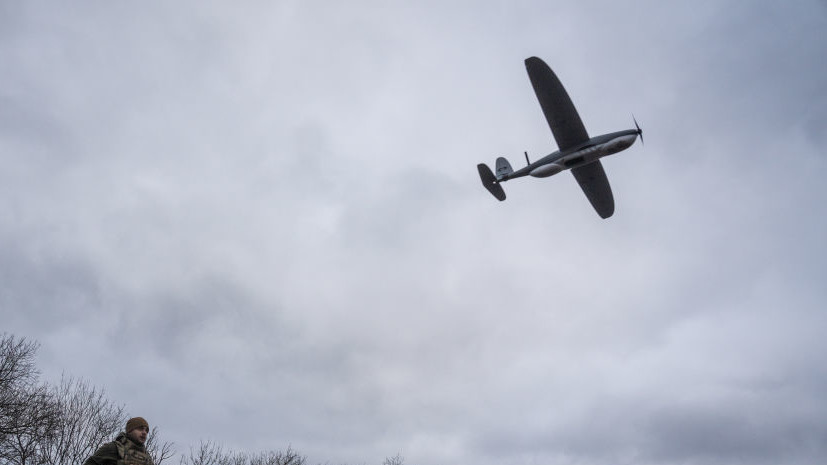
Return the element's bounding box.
[500,129,639,181]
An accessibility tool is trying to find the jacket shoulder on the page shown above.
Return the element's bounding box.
[84,441,121,465]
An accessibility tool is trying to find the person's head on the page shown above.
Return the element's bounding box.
[125,417,149,445]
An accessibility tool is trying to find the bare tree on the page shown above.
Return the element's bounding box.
[0,335,178,465]
[3,334,317,465]
[0,334,60,465]
[37,376,127,465]
[382,453,404,465]
[247,445,306,465]
[0,386,59,465]
[145,426,175,465]
[179,440,229,465]
[179,442,306,465]
[0,335,41,431]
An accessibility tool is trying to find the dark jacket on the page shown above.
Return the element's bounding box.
[84,432,153,465]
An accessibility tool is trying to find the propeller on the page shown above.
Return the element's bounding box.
[633,115,644,145]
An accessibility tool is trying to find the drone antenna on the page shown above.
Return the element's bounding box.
[524,151,530,165]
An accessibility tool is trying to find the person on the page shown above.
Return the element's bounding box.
[84,417,154,465]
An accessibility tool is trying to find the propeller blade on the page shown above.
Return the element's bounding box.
[633,115,643,146]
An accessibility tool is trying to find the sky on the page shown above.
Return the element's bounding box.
[2,1,827,464]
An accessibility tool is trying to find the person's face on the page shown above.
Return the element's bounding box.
[128,425,149,445]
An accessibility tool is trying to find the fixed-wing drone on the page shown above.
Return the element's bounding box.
[477,56,642,219]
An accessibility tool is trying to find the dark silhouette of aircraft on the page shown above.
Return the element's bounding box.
[477,56,642,219]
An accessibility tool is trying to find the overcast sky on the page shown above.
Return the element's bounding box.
[2,1,827,464]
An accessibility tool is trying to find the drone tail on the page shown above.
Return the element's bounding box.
[477,163,506,201]
[495,157,513,179]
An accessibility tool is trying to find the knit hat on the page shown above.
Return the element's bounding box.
[126,417,149,433]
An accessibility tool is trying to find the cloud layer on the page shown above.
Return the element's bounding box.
[2,1,826,464]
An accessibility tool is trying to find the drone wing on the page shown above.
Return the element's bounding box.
[571,161,615,218]
[525,56,589,151]
[525,56,614,219]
